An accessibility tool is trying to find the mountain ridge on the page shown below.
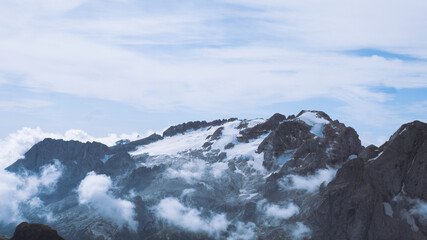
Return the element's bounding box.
[1,110,426,240]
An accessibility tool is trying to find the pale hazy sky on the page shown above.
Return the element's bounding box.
[1,0,427,146]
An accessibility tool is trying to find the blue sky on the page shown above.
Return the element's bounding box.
[0,0,427,146]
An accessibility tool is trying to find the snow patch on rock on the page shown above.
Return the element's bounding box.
[297,112,329,138]
[131,126,217,156]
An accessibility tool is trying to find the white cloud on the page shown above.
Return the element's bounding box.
[164,158,230,183]
[409,200,427,220]
[283,168,337,193]
[221,0,427,55]
[0,160,63,225]
[155,197,228,238]
[62,129,141,146]
[264,202,300,220]
[165,159,207,184]
[0,127,50,169]
[0,0,89,18]
[77,171,138,231]
[3,36,425,115]
[290,222,311,240]
[360,132,388,147]
[407,100,427,118]
[227,222,257,240]
[0,0,426,145]
[132,127,216,157]
[37,160,64,190]
[0,99,53,111]
[180,188,196,198]
[28,197,43,208]
[211,162,229,179]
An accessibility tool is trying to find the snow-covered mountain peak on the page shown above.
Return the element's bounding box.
[130,118,269,175]
[2,111,426,240]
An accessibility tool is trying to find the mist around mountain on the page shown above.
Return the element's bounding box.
[0,110,426,240]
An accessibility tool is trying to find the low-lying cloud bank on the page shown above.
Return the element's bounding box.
[155,197,257,240]
[165,160,207,184]
[256,200,301,228]
[164,159,229,184]
[264,202,300,220]
[0,126,140,228]
[155,197,228,237]
[228,222,257,240]
[409,199,427,220]
[0,160,63,225]
[258,201,311,239]
[77,171,138,231]
[290,222,311,240]
[281,168,337,192]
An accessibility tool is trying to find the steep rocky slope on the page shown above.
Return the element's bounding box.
[307,121,427,240]
[1,111,426,240]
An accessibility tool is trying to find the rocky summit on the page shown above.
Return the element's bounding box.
[1,110,426,240]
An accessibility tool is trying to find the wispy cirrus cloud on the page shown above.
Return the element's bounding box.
[0,0,426,144]
[0,99,53,111]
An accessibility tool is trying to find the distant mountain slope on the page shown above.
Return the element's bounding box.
[1,111,426,240]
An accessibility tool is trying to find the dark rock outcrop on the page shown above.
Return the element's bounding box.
[109,134,163,153]
[359,144,381,161]
[101,151,135,177]
[208,127,224,141]
[259,111,362,172]
[307,120,427,240]
[368,121,427,200]
[258,120,313,171]
[7,138,108,174]
[10,222,64,240]
[237,113,286,143]
[162,118,236,137]
[121,165,165,193]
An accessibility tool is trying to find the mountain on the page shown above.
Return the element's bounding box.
[1,110,426,240]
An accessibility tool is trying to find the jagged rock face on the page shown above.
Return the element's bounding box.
[10,222,64,240]
[368,121,427,200]
[162,118,237,137]
[7,138,109,173]
[258,120,313,171]
[307,120,427,240]
[237,113,286,143]
[101,152,135,177]
[258,110,362,173]
[1,111,426,240]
